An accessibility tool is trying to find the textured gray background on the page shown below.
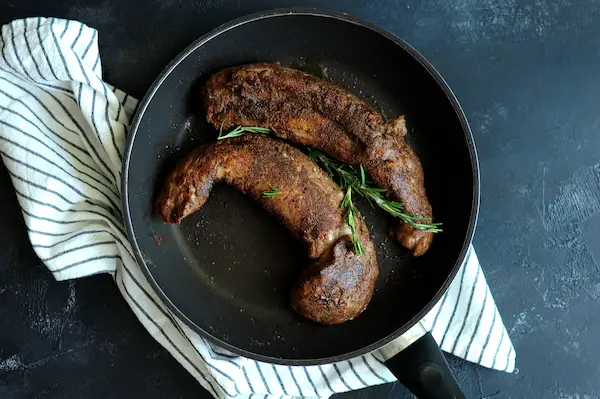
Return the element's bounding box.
[2,0,600,398]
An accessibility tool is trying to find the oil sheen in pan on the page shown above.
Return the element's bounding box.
[171,183,304,320]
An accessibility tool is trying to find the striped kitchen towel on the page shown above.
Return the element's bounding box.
[0,18,515,399]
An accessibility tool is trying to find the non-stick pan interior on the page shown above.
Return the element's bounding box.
[124,11,477,364]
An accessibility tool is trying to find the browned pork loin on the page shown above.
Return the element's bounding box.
[156,135,378,325]
[203,63,434,256]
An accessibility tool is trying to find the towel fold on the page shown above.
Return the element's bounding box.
[0,17,515,399]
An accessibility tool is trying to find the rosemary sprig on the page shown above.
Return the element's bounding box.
[341,188,364,256]
[262,185,281,198]
[309,148,443,233]
[217,123,271,140]
[212,123,441,255]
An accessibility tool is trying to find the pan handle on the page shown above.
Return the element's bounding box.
[384,332,465,399]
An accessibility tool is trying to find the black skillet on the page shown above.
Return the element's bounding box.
[123,9,478,398]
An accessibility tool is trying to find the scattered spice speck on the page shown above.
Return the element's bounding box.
[152,234,163,246]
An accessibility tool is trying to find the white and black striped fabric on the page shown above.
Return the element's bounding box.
[0,18,515,399]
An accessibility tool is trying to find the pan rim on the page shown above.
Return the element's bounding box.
[122,7,480,366]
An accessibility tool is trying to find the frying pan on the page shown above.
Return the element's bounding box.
[123,8,478,398]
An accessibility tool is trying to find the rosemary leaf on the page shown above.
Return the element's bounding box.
[341,188,364,256]
[218,124,271,140]
[262,185,281,198]
[360,165,366,185]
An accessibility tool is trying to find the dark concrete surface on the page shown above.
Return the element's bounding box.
[1,0,600,397]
